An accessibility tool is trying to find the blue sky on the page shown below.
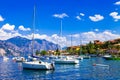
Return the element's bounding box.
[0,0,120,47]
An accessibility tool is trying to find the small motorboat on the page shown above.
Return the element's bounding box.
[102,54,112,60]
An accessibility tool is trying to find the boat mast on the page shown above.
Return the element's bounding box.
[32,5,36,56]
[60,20,62,38]
[79,33,82,55]
[71,34,72,47]
[60,19,62,51]
[71,34,73,54]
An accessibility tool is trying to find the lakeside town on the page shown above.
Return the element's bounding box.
[1,37,120,59]
[35,38,120,58]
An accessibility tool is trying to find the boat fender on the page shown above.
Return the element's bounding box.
[39,61,41,64]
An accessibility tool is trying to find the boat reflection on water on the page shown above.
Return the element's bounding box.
[22,69,54,76]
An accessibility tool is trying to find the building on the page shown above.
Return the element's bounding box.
[94,40,103,45]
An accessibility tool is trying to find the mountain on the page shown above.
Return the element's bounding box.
[0,40,20,56]
[0,36,59,56]
[6,36,31,47]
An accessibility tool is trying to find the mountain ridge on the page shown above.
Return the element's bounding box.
[0,36,59,56]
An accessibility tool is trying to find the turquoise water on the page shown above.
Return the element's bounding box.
[0,57,120,80]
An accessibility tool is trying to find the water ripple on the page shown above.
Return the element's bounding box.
[0,57,120,80]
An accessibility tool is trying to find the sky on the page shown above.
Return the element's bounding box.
[0,0,120,47]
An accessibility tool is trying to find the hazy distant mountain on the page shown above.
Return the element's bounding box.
[0,40,20,56]
[0,36,59,56]
[6,36,31,47]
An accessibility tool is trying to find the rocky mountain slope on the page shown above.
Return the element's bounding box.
[0,36,59,56]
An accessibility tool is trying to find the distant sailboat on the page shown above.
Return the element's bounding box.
[79,35,90,59]
[12,53,26,62]
[54,20,79,64]
[55,56,79,64]
[12,56,26,62]
[22,5,55,70]
[0,48,9,62]
[3,56,9,62]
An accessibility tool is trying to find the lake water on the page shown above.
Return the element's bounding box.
[0,56,120,80]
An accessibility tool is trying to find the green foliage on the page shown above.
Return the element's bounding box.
[86,41,95,54]
[35,50,40,55]
[55,48,61,55]
[56,48,59,52]
[35,50,48,56]
[40,50,47,56]
[56,52,60,55]
[68,48,75,55]
[66,39,120,56]
[75,49,79,55]
[102,41,112,49]
[79,46,87,54]
[116,46,120,50]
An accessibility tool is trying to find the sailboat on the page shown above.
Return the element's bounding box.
[55,56,79,64]
[22,6,55,70]
[54,20,79,64]
[12,56,26,62]
[79,35,90,59]
[12,53,26,62]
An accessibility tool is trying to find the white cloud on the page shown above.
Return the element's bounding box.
[76,13,85,20]
[25,33,67,47]
[110,12,120,21]
[0,23,120,48]
[35,34,67,47]
[0,15,4,21]
[80,13,85,16]
[95,29,99,32]
[18,25,31,31]
[0,28,120,48]
[76,16,81,20]
[0,28,21,40]
[65,30,120,46]
[89,14,104,22]
[81,31,120,44]
[114,1,120,5]
[1,23,15,31]
[53,13,69,19]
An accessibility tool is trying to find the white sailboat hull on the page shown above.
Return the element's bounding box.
[22,61,54,70]
[55,59,79,64]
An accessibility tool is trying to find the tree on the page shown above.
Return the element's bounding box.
[68,48,74,55]
[56,52,60,55]
[102,41,111,49]
[40,50,47,56]
[86,41,95,54]
[36,50,40,56]
[55,48,61,55]
[116,45,120,50]
[81,47,88,54]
